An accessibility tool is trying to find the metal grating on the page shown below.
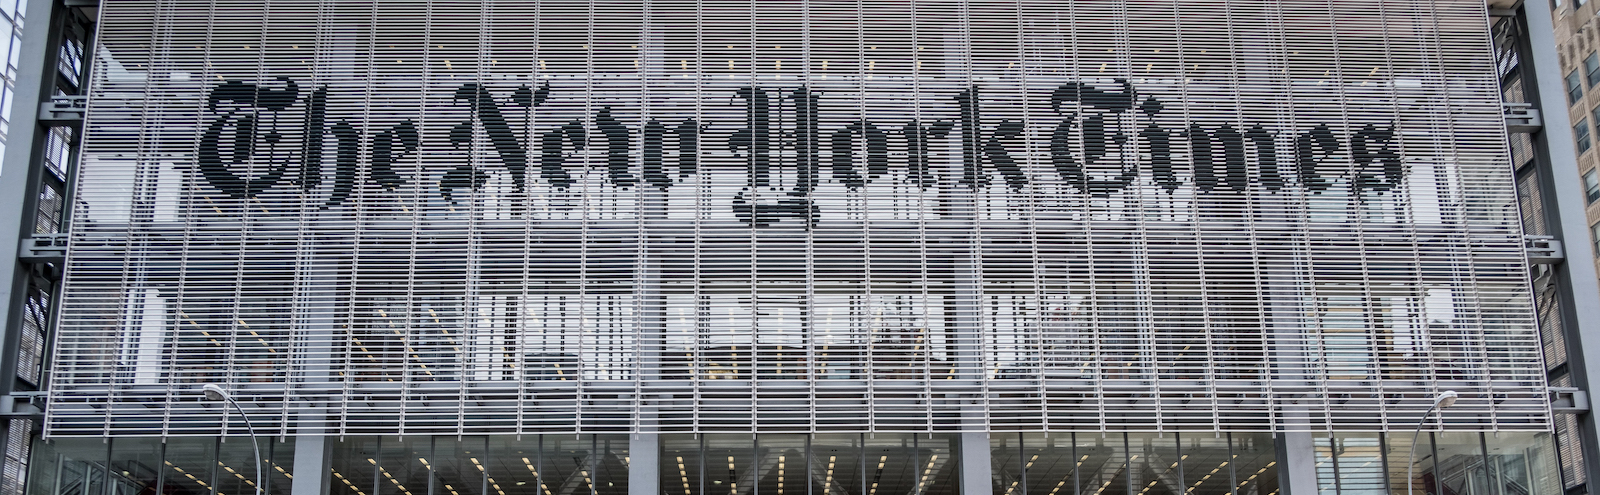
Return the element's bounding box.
[47,0,1544,437]
[1,419,27,495]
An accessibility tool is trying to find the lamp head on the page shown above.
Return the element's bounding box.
[202,384,228,402]
[1434,390,1459,408]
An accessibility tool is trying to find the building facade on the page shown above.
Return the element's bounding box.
[1504,0,1600,494]
[0,1,1578,495]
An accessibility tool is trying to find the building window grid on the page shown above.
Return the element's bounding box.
[32,180,60,235]
[0,0,20,147]
[39,126,66,184]
[43,0,1549,439]
[54,36,79,90]
[17,285,46,385]
[21,431,1565,495]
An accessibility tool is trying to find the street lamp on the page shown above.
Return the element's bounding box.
[203,384,264,495]
[1406,390,1459,495]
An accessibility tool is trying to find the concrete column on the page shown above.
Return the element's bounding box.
[629,433,658,495]
[1274,432,1317,495]
[960,431,991,495]
[291,435,331,495]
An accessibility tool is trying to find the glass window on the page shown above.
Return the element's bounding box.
[993,432,1281,495]
[1592,221,1600,256]
[1588,53,1600,88]
[1577,120,1592,154]
[1484,431,1564,495]
[1571,70,1585,104]
[7,33,19,76]
[1591,107,1600,141]
[1317,433,1386,493]
[1585,170,1600,203]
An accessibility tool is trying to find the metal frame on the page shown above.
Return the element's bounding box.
[43,0,1543,439]
[1504,0,1600,491]
[0,0,96,494]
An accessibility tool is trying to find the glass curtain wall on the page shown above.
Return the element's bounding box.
[992,433,1279,495]
[329,435,631,495]
[659,434,957,495]
[19,431,1556,495]
[26,437,297,495]
[1316,431,1559,495]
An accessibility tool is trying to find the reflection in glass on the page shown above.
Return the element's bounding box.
[1431,432,1488,495]
[327,435,628,495]
[1483,432,1560,495]
[1014,433,1085,495]
[107,437,162,495]
[662,433,955,495]
[1226,433,1279,495]
[755,435,808,495]
[374,436,433,495]
[701,435,756,495]
[861,434,954,495]
[1134,433,1183,495]
[30,439,106,495]
[811,434,862,495]
[1387,430,1429,495]
[329,436,380,495]
[25,431,1562,495]
[214,436,271,495]
[1315,432,1385,495]
[164,438,221,495]
[661,435,706,495]
[993,433,1023,495]
[998,432,1277,495]
[1356,431,1565,495]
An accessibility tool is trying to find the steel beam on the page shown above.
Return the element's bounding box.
[0,0,66,399]
[1514,0,1600,488]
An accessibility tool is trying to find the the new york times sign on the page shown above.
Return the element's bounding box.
[197,77,1401,227]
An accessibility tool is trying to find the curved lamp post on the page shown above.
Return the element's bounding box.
[1406,390,1458,495]
[203,384,264,495]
